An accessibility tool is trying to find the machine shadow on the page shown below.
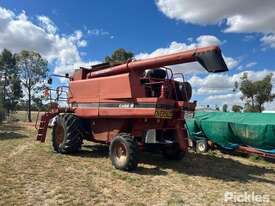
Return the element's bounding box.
[78,144,109,158]
[77,144,275,183]
[138,152,275,183]
[0,124,28,140]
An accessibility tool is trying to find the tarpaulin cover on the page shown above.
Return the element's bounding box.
[186,112,275,150]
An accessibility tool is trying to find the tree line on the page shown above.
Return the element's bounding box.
[0,49,48,122]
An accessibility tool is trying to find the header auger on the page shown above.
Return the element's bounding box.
[36,45,228,171]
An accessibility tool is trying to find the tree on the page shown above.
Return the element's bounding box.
[239,73,256,109]
[232,105,243,112]
[105,48,134,64]
[0,49,22,114]
[254,74,275,112]
[9,76,23,111]
[222,104,228,112]
[239,73,275,112]
[16,51,48,122]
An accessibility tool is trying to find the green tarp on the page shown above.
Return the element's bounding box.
[186,112,275,151]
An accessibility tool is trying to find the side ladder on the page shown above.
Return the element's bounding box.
[36,112,57,142]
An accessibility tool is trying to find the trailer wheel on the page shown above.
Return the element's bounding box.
[196,140,208,153]
[109,133,139,171]
[52,113,83,154]
[162,144,184,160]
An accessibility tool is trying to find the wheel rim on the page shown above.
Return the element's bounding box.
[198,143,206,152]
[114,142,127,166]
[55,124,65,145]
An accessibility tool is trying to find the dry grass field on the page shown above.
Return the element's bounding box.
[0,120,274,206]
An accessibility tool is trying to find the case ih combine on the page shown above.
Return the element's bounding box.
[36,45,228,171]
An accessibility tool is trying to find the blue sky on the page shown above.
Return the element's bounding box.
[0,0,275,110]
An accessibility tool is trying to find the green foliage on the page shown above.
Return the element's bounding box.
[232,104,243,112]
[0,49,22,114]
[239,72,275,112]
[240,73,256,107]
[105,48,134,64]
[16,50,48,122]
[222,104,228,112]
[254,74,275,111]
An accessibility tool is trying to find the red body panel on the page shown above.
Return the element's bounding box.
[69,72,145,103]
[67,70,194,149]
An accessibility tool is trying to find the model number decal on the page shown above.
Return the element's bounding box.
[155,110,173,119]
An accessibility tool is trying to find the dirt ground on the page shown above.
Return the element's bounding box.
[0,122,274,206]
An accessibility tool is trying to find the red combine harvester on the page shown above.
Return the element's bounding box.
[36,45,228,171]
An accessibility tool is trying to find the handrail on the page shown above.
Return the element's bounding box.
[35,110,41,130]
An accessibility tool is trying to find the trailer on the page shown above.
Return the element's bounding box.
[186,112,275,159]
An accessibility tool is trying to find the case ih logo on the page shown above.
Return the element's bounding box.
[118,103,134,108]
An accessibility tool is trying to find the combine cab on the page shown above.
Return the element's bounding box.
[36,45,228,171]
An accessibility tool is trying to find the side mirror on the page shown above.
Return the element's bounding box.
[47,77,53,84]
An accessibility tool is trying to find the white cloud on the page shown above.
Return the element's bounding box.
[189,69,275,110]
[265,101,275,111]
[135,35,237,74]
[224,57,238,69]
[261,34,275,49]
[243,35,255,42]
[203,91,275,111]
[245,62,257,68]
[196,35,222,47]
[0,6,93,75]
[156,0,275,33]
[0,7,14,19]
[37,15,57,34]
[190,69,275,95]
[55,60,101,75]
[155,0,275,49]
[77,40,87,47]
[205,92,242,106]
[87,28,113,39]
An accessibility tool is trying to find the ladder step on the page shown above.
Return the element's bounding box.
[36,134,43,141]
[39,122,47,127]
[36,112,56,142]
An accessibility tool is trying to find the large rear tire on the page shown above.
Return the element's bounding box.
[109,133,139,171]
[52,113,83,154]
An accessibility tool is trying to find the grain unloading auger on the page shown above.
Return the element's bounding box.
[36,45,228,171]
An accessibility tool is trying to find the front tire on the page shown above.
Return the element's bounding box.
[109,133,139,171]
[52,113,83,154]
